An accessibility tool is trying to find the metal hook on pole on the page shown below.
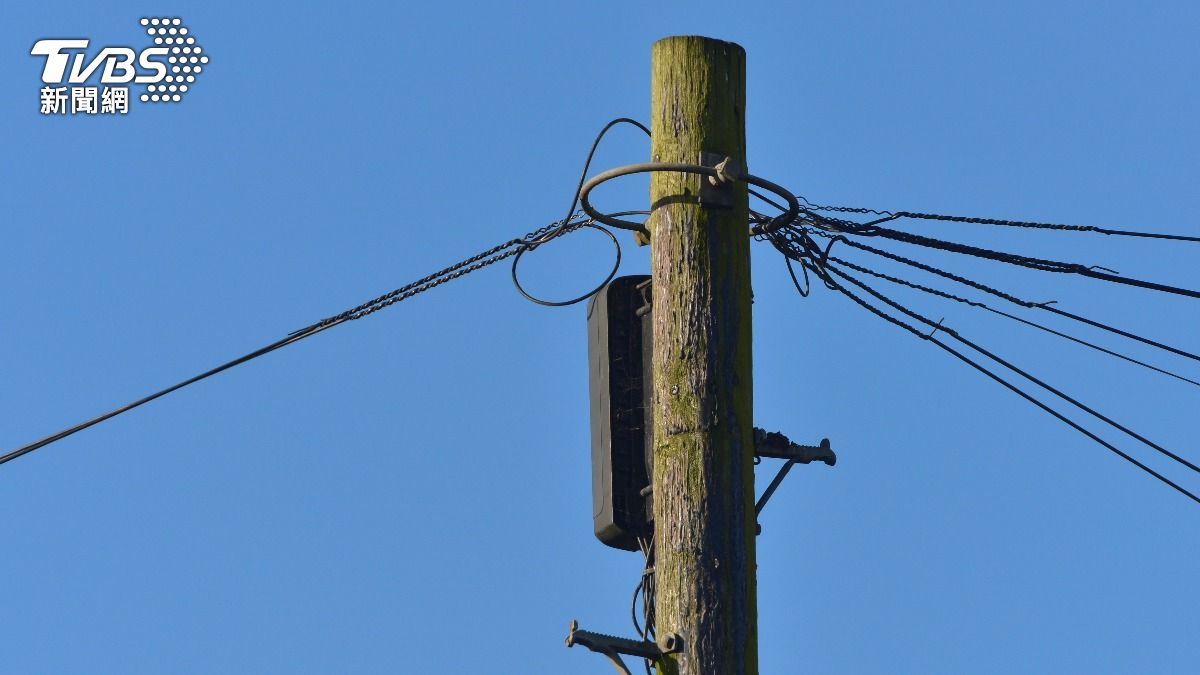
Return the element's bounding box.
[565,620,683,675]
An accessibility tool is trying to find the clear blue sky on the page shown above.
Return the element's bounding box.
[3,2,1197,673]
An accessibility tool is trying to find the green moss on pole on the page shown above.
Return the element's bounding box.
[649,36,757,675]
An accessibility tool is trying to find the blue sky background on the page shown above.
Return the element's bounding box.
[2,2,1197,673]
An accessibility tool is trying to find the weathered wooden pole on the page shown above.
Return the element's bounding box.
[649,36,756,674]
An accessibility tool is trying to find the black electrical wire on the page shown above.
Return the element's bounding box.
[796,257,1200,505]
[763,221,1200,501]
[508,117,650,307]
[800,202,1200,243]
[510,220,622,307]
[561,118,650,230]
[1041,304,1200,364]
[631,574,646,639]
[931,334,1200,505]
[4,116,658,467]
[765,198,1200,502]
[0,320,339,467]
[792,205,1200,297]
[629,535,657,675]
[859,224,1200,300]
[980,305,1200,387]
[0,223,573,467]
[823,234,1200,364]
[892,210,1200,242]
[829,255,1200,388]
[822,261,1200,476]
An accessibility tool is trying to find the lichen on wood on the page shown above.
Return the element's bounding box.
[649,35,757,675]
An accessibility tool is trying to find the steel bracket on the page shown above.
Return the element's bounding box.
[565,620,682,675]
[698,151,740,209]
[753,429,836,518]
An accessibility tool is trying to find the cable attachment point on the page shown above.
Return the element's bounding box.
[711,156,742,184]
[754,429,836,466]
[753,428,836,518]
[699,152,739,209]
[565,620,682,675]
[579,159,798,237]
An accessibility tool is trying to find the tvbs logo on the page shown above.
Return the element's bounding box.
[32,40,170,85]
[32,17,208,115]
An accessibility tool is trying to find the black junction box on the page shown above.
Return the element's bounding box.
[586,275,653,551]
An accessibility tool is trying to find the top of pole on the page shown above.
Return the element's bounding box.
[653,35,745,52]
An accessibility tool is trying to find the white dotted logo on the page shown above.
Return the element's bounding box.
[31,17,210,115]
[137,17,208,104]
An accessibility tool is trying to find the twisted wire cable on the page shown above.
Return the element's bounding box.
[0,216,589,467]
[827,255,1200,388]
[1,116,657,467]
[800,200,1200,242]
[763,217,1200,504]
[809,231,1200,364]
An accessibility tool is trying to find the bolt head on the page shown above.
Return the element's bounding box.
[658,632,684,654]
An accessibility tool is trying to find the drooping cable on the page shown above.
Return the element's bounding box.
[631,535,657,675]
[800,256,1200,505]
[820,233,1200,364]
[827,255,1200,388]
[821,260,1200,476]
[509,117,650,306]
[799,201,1200,243]
[0,228,562,467]
[860,224,1200,300]
[797,208,1200,300]
[762,214,1199,504]
[2,117,657,468]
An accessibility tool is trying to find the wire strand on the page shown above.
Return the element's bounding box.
[799,258,1200,505]
[0,321,339,466]
[828,255,1200,388]
[821,234,1200,364]
[2,115,653,468]
[0,228,562,467]
[858,224,1200,300]
[822,261,1200,476]
[800,202,1200,243]
[892,209,1200,243]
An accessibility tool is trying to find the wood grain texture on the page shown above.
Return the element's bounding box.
[649,36,757,675]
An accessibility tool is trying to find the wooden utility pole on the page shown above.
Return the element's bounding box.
[649,36,756,675]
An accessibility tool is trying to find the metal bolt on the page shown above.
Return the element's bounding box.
[658,632,684,654]
[708,156,741,186]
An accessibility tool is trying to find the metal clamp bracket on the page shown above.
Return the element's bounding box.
[698,151,740,209]
[753,428,836,518]
[565,620,682,675]
[577,159,800,238]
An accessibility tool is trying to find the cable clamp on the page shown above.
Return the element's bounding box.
[699,151,738,209]
[565,620,683,675]
[753,428,836,520]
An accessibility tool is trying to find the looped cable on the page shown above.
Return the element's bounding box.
[578,161,800,238]
[562,118,651,226]
[511,221,623,307]
[784,255,810,297]
[508,118,655,308]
